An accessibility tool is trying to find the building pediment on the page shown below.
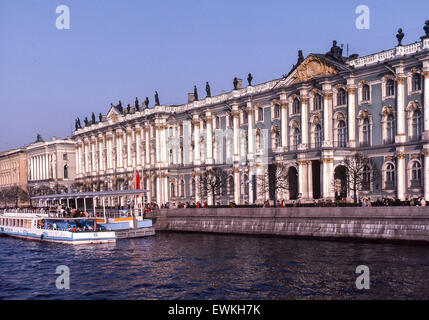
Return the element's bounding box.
[106,106,121,123]
[292,54,339,83]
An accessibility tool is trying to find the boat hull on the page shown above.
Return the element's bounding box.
[0,226,116,245]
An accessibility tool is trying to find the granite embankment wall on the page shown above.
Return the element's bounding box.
[152,207,429,243]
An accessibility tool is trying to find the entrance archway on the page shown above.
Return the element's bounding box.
[288,166,298,200]
[334,165,348,200]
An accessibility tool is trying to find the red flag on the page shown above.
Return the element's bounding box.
[135,170,140,197]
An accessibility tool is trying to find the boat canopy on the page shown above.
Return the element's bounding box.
[31,189,148,201]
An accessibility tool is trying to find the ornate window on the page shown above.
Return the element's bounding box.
[337,89,347,106]
[274,104,281,119]
[258,107,264,122]
[410,161,422,188]
[314,94,322,110]
[292,98,300,114]
[412,73,422,92]
[191,178,196,196]
[228,176,234,195]
[64,165,68,179]
[385,115,395,144]
[242,110,248,124]
[384,162,395,189]
[292,128,300,149]
[170,182,175,198]
[362,165,371,190]
[386,79,395,97]
[180,180,185,197]
[337,120,347,147]
[362,84,370,101]
[412,110,423,141]
[362,118,370,147]
[215,116,220,130]
[314,124,322,148]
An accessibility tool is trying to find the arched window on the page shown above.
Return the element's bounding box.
[386,79,395,97]
[411,161,422,187]
[362,84,370,101]
[215,116,220,129]
[228,176,234,195]
[337,89,347,106]
[385,163,395,189]
[337,120,347,147]
[64,165,68,179]
[386,115,395,144]
[292,128,301,149]
[274,131,280,148]
[293,98,300,114]
[170,182,175,198]
[274,104,280,118]
[314,94,322,110]
[191,178,196,196]
[362,118,370,146]
[362,165,371,190]
[412,110,423,140]
[243,110,248,124]
[180,180,185,197]
[258,107,264,122]
[314,124,322,148]
[412,74,421,91]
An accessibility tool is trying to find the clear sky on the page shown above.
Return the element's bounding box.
[1,0,429,151]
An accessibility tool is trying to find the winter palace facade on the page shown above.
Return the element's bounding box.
[73,27,429,206]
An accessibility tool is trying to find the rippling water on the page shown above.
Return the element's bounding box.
[1,232,429,299]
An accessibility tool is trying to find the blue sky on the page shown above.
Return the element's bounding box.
[1,0,429,151]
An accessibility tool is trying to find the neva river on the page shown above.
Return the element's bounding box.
[1,233,429,299]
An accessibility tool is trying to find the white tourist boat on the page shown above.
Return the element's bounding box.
[0,210,116,244]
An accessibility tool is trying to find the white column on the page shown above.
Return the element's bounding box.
[396,75,406,143]
[321,157,334,199]
[234,168,240,204]
[117,132,123,169]
[126,131,132,168]
[423,71,429,132]
[98,136,104,173]
[91,139,96,173]
[300,95,308,146]
[307,161,313,199]
[322,90,333,144]
[280,99,288,149]
[298,161,305,197]
[424,150,429,201]
[232,106,239,162]
[206,111,213,165]
[347,84,356,147]
[193,115,200,165]
[396,153,406,201]
[107,136,112,170]
[84,141,90,173]
[247,102,255,158]
[136,128,141,166]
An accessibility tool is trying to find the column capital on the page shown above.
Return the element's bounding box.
[395,76,406,84]
[322,91,333,99]
[346,87,356,94]
[395,152,406,159]
[423,71,429,79]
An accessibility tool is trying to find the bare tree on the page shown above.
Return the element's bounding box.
[199,167,226,205]
[2,186,28,208]
[341,153,381,204]
[257,163,290,202]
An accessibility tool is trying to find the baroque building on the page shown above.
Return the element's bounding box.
[73,25,429,206]
[26,136,76,192]
[0,147,27,190]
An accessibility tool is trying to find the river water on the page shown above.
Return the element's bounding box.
[1,232,429,299]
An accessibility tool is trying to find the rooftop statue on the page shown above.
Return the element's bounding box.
[127,104,131,114]
[247,73,253,86]
[75,118,79,131]
[422,20,429,39]
[35,134,44,143]
[233,77,238,90]
[297,50,305,65]
[155,91,160,106]
[99,113,103,122]
[91,112,96,124]
[194,85,199,101]
[326,41,343,60]
[76,117,82,129]
[135,97,139,110]
[117,100,123,112]
[206,82,211,97]
[396,28,405,46]
[144,97,149,108]
[84,117,89,127]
